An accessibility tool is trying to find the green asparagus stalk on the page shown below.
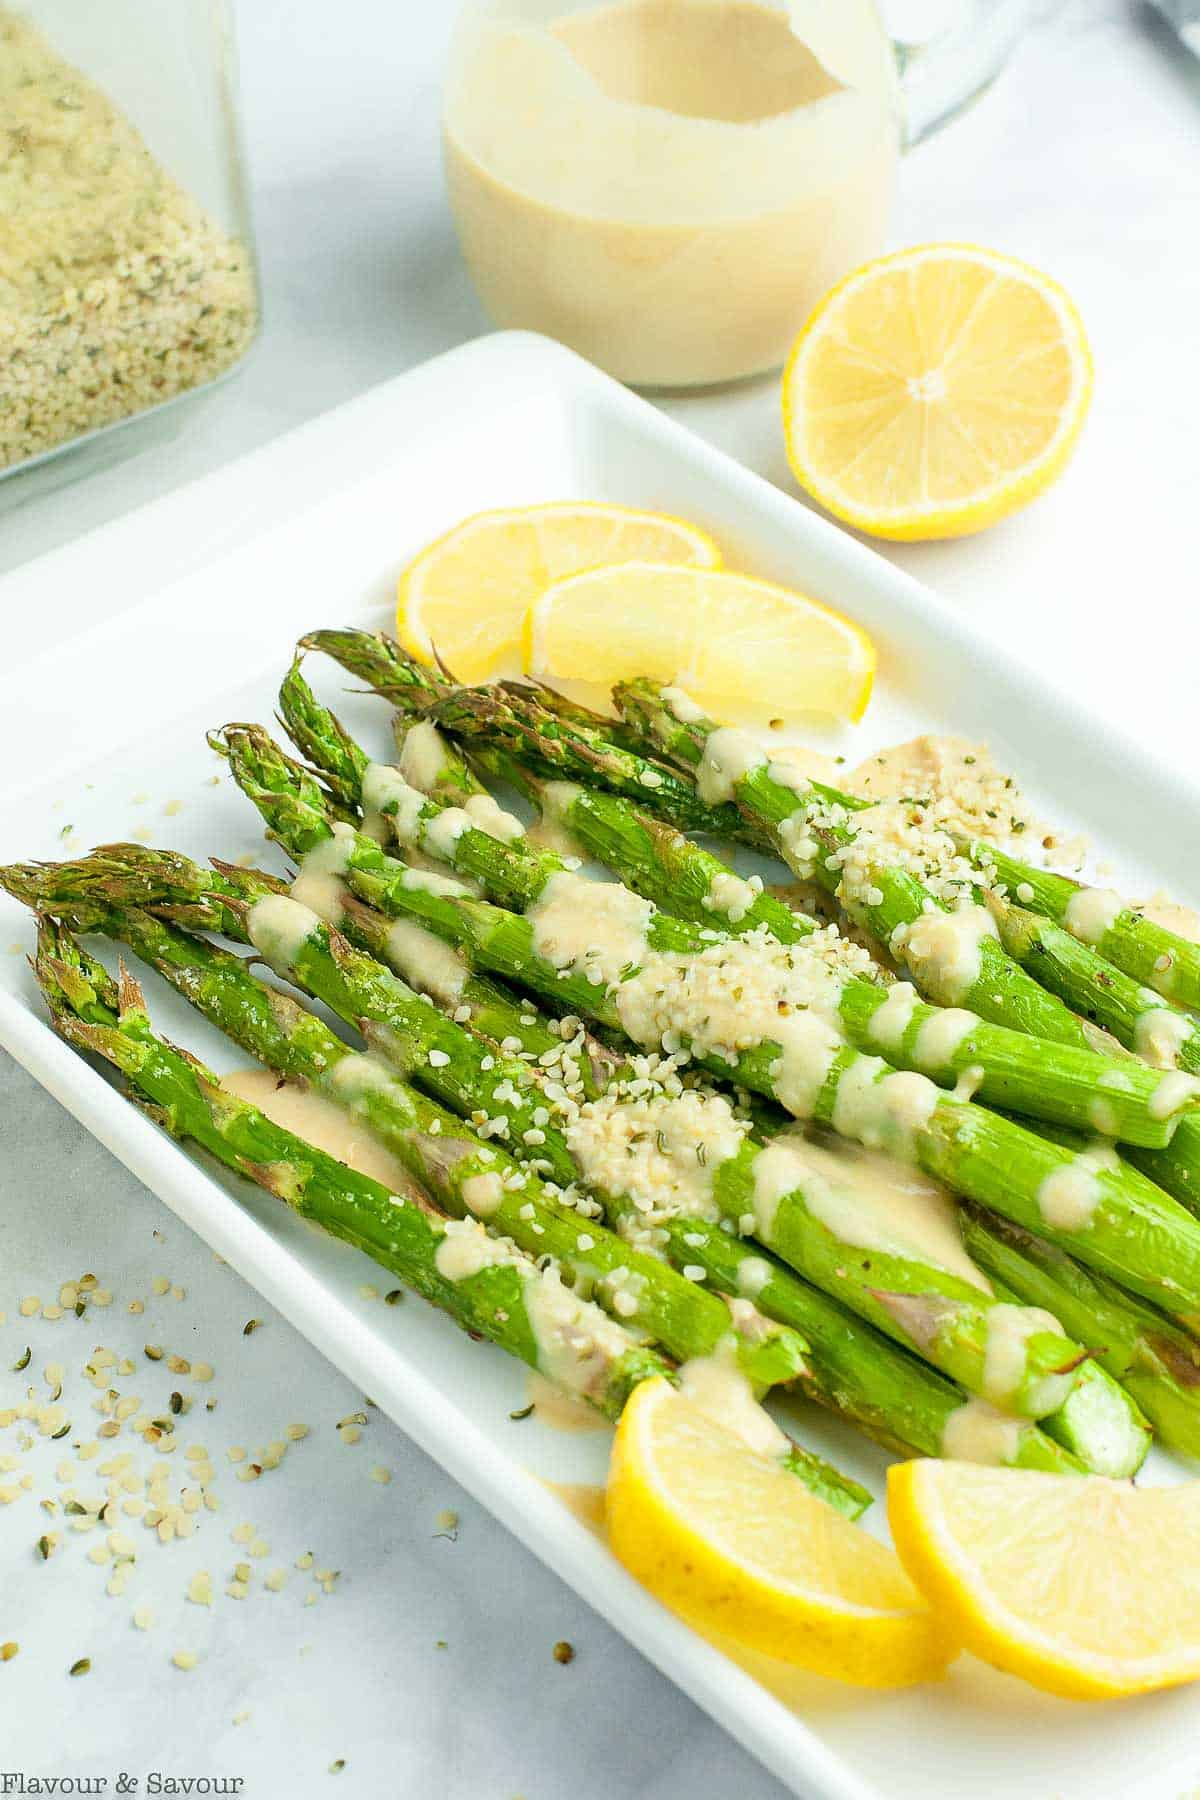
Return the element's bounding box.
[31,918,665,1422]
[299,627,645,809]
[989,893,1200,1074]
[959,1205,1200,1461]
[1021,1354,1149,1477]
[301,625,647,752]
[608,684,1200,1241]
[206,724,702,1022]
[298,627,447,708]
[2,853,593,1192]
[961,840,1200,1012]
[612,678,1113,1051]
[281,648,492,817]
[275,656,372,815]
[609,1133,1091,1419]
[273,672,1199,1154]
[652,1219,1084,1472]
[298,625,655,805]
[1127,1129,1200,1227]
[429,681,753,842]
[979,895,1200,1219]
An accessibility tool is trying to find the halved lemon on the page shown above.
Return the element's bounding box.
[397,503,721,681]
[524,562,875,723]
[782,244,1093,541]
[606,1378,952,1687]
[889,1460,1200,1699]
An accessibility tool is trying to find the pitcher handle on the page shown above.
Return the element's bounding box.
[894,0,1038,148]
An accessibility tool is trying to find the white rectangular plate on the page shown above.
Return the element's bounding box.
[2,332,1198,1800]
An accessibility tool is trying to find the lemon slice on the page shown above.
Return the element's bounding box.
[782,244,1093,541]
[397,503,721,681]
[606,1378,952,1687]
[889,1460,1200,1699]
[525,562,875,723]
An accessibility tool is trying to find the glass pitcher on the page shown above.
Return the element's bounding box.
[1,0,259,485]
[444,0,1033,389]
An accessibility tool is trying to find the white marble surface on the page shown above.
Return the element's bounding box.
[1,2,1198,1796]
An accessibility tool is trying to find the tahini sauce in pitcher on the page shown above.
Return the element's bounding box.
[443,0,899,386]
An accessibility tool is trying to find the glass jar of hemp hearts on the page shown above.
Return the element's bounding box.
[1,1,259,484]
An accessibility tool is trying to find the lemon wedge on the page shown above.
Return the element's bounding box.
[524,562,875,723]
[606,1378,953,1687]
[397,503,721,681]
[889,1460,1200,1699]
[782,244,1093,541]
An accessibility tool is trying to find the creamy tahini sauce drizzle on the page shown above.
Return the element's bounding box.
[891,904,998,1006]
[677,1342,789,1461]
[1063,886,1125,946]
[1139,896,1200,943]
[397,719,449,794]
[399,865,474,898]
[434,1217,527,1283]
[828,1062,940,1161]
[328,1051,396,1100]
[767,744,840,790]
[461,1171,505,1218]
[382,917,469,1006]
[540,1480,609,1531]
[981,1302,1064,1409]
[527,780,589,858]
[524,1270,634,1395]
[1147,1069,1200,1122]
[220,1067,414,1193]
[527,870,654,988]
[1133,1003,1194,1070]
[361,762,428,841]
[526,1378,607,1434]
[911,1007,980,1072]
[777,811,820,880]
[771,1013,846,1121]
[661,685,706,725]
[527,873,945,1161]
[749,1131,990,1291]
[613,931,848,1109]
[463,791,526,843]
[735,1256,773,1298]
[940,1398,1023,1465]
[423,807,472,861]
[290,821,357,922]
[695,727,766,806]
[1035,1141,1121,1231]
[246,893,323,972]
[867,981,918,1052]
